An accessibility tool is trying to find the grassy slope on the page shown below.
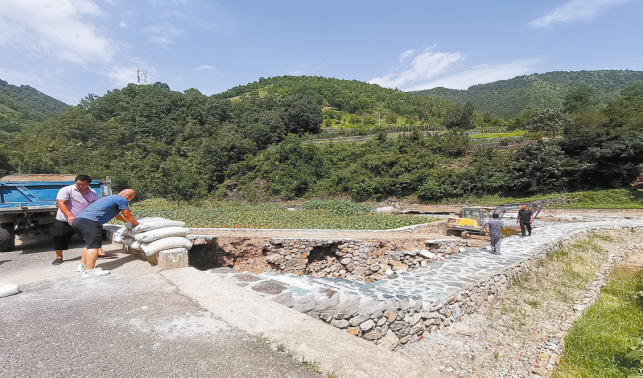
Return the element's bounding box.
[438,189,643,209]
[553,265,643,377]
[411,70,643,119]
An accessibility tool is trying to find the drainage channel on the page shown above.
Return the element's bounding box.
[203,219,643,351]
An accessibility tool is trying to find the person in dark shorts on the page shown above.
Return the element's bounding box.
[72,189,139,278]
[51,175,98,265]
[485,213,504,255]
[517,204,534,237]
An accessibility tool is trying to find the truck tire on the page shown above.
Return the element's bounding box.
[0,224,15,252]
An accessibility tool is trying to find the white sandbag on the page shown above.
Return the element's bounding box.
[133,218,186,233]
[112,227,126,242]
[120,236,134,246]
[141,237,192,256]
[0,282,19,298]
[158,247,189,255]
[131,240,142,250]
[134,227,190,243]
[126,217,166,230]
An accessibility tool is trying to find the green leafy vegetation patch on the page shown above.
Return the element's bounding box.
[126,198,432,230]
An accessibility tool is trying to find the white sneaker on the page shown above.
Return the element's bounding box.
[82,267,110,278]
[77,264,86,272]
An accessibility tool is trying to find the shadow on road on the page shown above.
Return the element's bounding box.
[96,254,138,271]
[17,234,85,254]
[0,260,11,266]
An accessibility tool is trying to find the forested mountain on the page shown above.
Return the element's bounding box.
[0,79,69,133]
[411,70,643,119]
[215,75,460,127]
[4,82,326,197]
[3,76,643,201]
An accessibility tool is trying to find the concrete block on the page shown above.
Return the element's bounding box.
[328,292,361,314]
[270,289,294,307]
[419,249,435,259]
[290,287,316,313]
[312,287,340,311]
[157,249,189,270]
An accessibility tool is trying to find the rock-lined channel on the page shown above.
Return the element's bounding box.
[205,219,643,350]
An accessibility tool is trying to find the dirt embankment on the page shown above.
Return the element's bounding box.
[187,222,487,275]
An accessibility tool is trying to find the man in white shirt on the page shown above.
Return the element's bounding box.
[51,175,98,265]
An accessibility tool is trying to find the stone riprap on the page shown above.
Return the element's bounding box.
[113,223,471,280]
[206,220,643,351]
[263,238,468,281]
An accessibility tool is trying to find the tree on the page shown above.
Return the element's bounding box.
[510,141,569,194]
[280,94,323,135]
[442,102,474,130]
[561,109,608,152]
[0,144,13,178]
[603,82,643,134]
[562,86,597,114]
[521,108,569,133]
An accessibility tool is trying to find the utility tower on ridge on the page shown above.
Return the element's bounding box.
[137,68,148,85]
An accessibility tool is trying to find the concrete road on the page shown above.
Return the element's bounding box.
[0,235,320,378]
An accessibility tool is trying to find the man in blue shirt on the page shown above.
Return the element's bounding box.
[73,189,139,278]
[485,213,504,255]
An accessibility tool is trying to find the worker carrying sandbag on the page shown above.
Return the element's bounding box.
[73,189,139,278]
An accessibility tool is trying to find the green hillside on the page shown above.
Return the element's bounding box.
[4,76,643,202]
[0,79,69,133]
[215,75,460,127]
[411,70,643,119]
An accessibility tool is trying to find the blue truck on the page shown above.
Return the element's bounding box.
[0,174,112,251]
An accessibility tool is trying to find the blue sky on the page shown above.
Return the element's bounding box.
[0,0,641,104]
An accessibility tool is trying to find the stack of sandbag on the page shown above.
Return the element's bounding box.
[112,227,135,246]
[124,217,192,257]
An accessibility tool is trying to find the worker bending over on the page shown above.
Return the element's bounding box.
[72,189,139,278]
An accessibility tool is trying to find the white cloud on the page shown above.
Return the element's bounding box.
[423,43,437,52]
[104,65,156,86]
[194,64,212,71]
[0,0,114,64]
[406,59,540,91]
[371,49,538,91]
[529,0,632,28]
[370,51,464,89]
[145,24,182,45]
[397,49,415,63]
[119,21,128,28]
